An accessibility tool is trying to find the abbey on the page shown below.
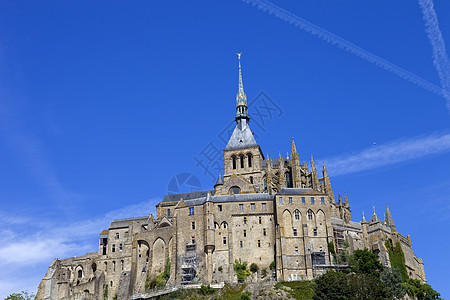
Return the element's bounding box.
[36,56,426,300]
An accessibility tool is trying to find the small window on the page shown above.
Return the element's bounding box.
[119,244,123,251]
[240,154,245,169]
[295,247,299,255]
[311,197,315,204]
[248,153,252,167]
[308,211,313,220]
[240,241,243,248]
[258,240,261,247]
[295,211,300,220]
[232,156,237,170]
[321,197,325,204]
[192,236,195,244]
[112,244,116,252]
[189,207,194,215]
[289,197,293,204]
[243,217,247,225]
[259,216,262,224]
[250,176,254,184]
[223,237,227,245]
[223,223,228,229]
[121,260,124,271]
[192,222,196,230]
[301,197,305,204]
[313,229,318,236]
[239,204,244,211]
[113,261,116,272]
[251,203,256,210]
[78,270,82,278]
[262,203,266,210]
[293,228,298,236]
[167,208,171,216]
[279,197,283,204]
[263,228,267,236]
[115,232,119,239]
[110,281,113,287]
[243,230,247,237]
[218,205,223,212]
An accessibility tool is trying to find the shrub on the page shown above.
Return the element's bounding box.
[349,248,383,276]
[233,259,251,283]
[269,261,276,270]
[249,263,259,273]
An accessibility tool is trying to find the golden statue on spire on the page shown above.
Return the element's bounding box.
[237,52,242,60]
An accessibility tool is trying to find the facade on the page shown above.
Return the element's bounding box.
[36,56,426,300]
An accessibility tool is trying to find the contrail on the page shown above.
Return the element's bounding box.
[242,0,448,107]
[418,0,450,111]
[323,132,450,176]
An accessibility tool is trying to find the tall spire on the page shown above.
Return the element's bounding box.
[344,193,350,208]
[310,155,319,190]
[385,203,396,231]
[235,53,249,122]
[292,137,298,154]
[323,162,334,201]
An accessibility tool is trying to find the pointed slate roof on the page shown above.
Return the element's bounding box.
[385,203,396,230]
[214,174,224,186]
[225,119,258,150]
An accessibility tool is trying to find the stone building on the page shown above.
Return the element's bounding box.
[36,56,426,300]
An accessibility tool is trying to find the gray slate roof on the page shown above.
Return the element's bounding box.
[225,119,258,150]
[279,188,326,195]
[162,190,214,203]
[109,216,148,229]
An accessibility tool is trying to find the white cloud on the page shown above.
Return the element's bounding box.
[324,132,450,176]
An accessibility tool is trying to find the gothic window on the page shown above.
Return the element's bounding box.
[240,154,245,169]
[232,156,237,170]
[308,211,313,220]
[78,270,82,278]
[92,263,97,273]
[167,208,171,216]
[294,210,300,220]
[286,173,292,188]
[223,222,228,229]
[247,153,252,167]
[264,179,267,192]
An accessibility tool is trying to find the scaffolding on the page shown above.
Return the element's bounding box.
[333,228,345,254]
[181,253,197,285]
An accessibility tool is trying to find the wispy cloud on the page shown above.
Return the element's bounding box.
[418,0,450,111]
[0,198,159,298]
[324,132,450,176]
[242,0,448,110]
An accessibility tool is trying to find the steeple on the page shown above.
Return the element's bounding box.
[323,162,334,200]
[235,53,249,122]
[385,203,396,231]
[292,137,298,154]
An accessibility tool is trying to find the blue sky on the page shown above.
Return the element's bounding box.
[0,0,449,298]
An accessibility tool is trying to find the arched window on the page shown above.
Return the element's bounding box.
[264,179,267,192]
[78,269,83,278]
[232,156,237,170]
[308,210,313,220]
[286,172,292,188]
[247,153,252,167]
[249,176,254,184]
[92,263,97,274]
[229,186,241,195]
[294,210,300,220]
[240,154,245,169]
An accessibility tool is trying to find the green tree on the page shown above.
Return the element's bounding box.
[347,273,392,300]
[313,270,350,300]
[349,248,383,276]
[233,259,251,283]
[381,268,406,299]
[404,278,441,300]
[5,291,35,300]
